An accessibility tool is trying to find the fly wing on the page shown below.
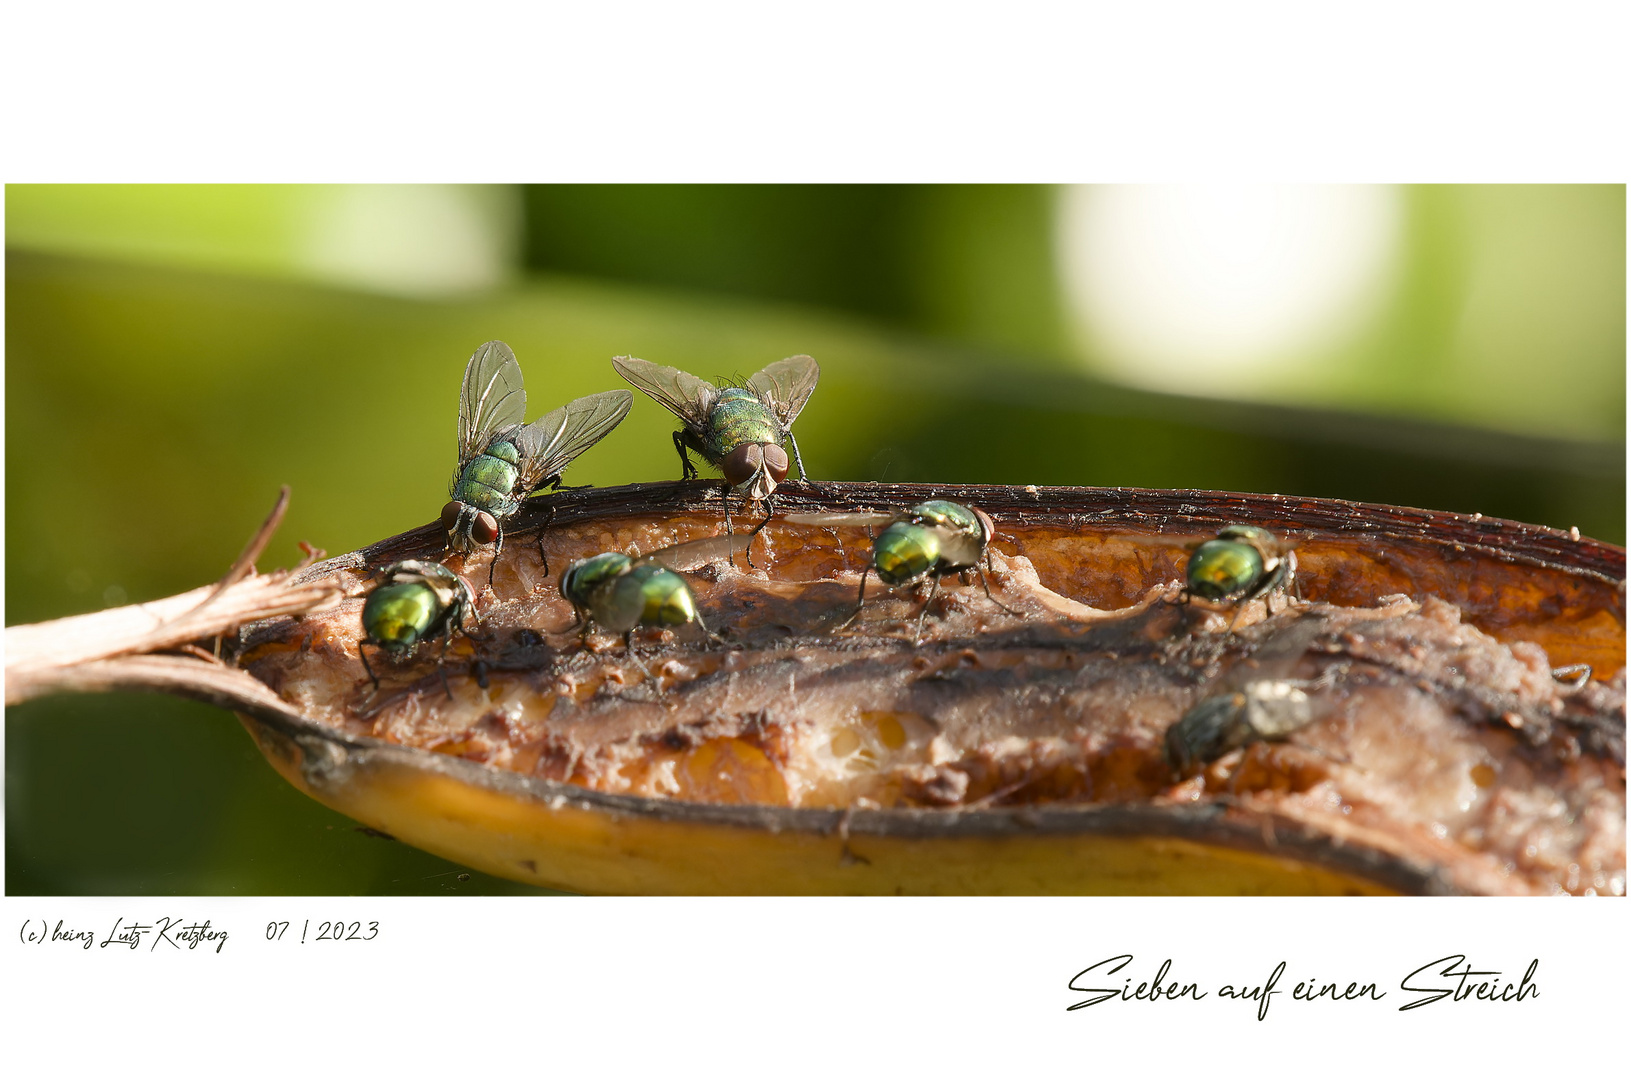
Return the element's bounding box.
[641,534,754,572]
[612,356,718,430]
[782,511,897,528]
[747,354,819,430]
[1113,532,1209,550]
[457,341,528,464]
[1215,614,1329,691]
[513,389,634,492]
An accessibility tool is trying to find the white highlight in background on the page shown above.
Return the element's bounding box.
[299,184,522,296]
[1058,185,1404,395]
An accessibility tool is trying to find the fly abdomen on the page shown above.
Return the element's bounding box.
[362,582,440,649]
[628,563,699,626]
[875,523,942,586]
[1187,539,1265,602]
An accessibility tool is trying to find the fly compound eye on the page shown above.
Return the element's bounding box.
[472,512,500,544]
[722,444,763,487]
[762,444,789,483]
[971,507,997,544]
[440,501,462,532]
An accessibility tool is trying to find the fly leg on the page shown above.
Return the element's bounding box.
[722,484,738,566]
[694,608,727,650]
[979,549,1021,617]
[749,490,777,535]
[487,523,504,589]
[911,576,943,646]
[622,629,654,682]
[786,430,816,491]
[436,632,455,701]
[360,643,380,691]
[834,565,870,632]
[1553,664,1593,693]
[673,430,699,480]
[535,503,557,577]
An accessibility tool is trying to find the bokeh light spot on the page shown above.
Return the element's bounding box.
[1058,185,1403,394]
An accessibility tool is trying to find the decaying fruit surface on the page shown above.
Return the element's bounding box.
[235,482,1626,895]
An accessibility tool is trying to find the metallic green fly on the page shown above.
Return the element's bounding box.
[359,559,478,696]
[1131,524,1299,625]
[444,341,633,582]
[1165,679,1315,775]
[558,534,749,678]
[611,354,819,545]
[1163,615,1326,774]
[786,500,1017,643]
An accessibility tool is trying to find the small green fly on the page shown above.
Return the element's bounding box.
[444,341,633,583]
[359,559,478,696]
[558,534,750,678]
[1163,615,1327,775]
[1165,679,1316,775]
[1131,524,1299,625]
[612,354,819,548]
[787,500,1017,643]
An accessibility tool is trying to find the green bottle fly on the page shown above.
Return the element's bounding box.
[558,535,747,678]
[443,340,632,582]
[612,354,820,546]
[1183,524,1295,607]
[786,500,1015,642]
[359,560,477,695]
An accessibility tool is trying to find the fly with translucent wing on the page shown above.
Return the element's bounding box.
[1124,524,1300,629]
[443,341,633,582]
[1163,615,1327,775]
[612,354,819,547]
[558,533,751,679]
[786,500,1017,643]
[358,559,478,698]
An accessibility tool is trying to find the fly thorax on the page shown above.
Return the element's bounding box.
[594,573,650,633]
[706,392,781,461]
[561,552,633,609]
[455,449,521,505]
[629,563,697,626]
[1242,681,1313,738]
[1218,524,1276,548]
[909,501,983,570]
[911,500,976,531]
[392,560,465,609]
[875,523,941,586]
[1186,539,1264,602]
[934,533,983,572]
[362,583,439,649]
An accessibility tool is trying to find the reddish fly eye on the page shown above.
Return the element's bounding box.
[762,444,789,483]
[440,502,462,532]
[472,512,500,544]
[721,444,762,486]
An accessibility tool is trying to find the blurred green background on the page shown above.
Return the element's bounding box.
[6,184,1624,895]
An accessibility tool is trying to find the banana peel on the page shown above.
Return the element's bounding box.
[232,482,1625,895]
